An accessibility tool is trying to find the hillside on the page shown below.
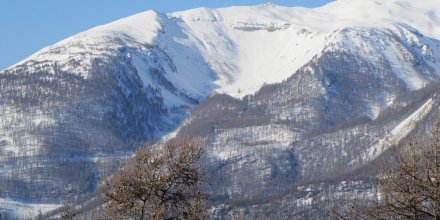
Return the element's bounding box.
[1,0,440,218]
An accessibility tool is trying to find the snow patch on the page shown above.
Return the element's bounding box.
[360,98,434,162]
[0,198,61,219]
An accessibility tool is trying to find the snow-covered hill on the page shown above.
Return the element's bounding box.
[1,0,440,218]
[9,0,440,98]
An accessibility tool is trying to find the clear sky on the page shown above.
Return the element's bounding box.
[0,0,334,70]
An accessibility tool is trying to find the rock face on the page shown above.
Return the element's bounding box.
[1,0,440,218]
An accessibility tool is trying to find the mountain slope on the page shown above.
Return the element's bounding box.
[9,0,440,98]
[1,0,440,218]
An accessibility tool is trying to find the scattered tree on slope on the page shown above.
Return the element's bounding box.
[333,117,440,219]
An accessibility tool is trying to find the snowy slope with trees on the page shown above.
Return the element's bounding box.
[1,0,440,218]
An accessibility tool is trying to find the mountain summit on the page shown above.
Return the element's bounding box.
[9,0,440,98]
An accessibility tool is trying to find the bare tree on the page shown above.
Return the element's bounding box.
[60,203,76,220]
[334,117,440,219]
[101,138,208,220]
[329,201,362,220]
[231,210,246,220]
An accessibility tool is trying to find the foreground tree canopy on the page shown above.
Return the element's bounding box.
[334,117,440,219]
[101,138,208,220]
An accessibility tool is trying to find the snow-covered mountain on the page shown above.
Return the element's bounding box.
[1,0,440,218]
[10,0,440,98]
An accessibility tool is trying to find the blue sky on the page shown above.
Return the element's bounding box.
[0,0,333,70]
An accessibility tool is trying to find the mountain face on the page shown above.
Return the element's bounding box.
[1,0,440,218]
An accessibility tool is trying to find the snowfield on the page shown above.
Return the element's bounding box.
[8,0,440,98]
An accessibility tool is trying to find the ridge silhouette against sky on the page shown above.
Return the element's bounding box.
[0,0,334,70]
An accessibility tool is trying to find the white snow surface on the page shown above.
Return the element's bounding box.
[0,198,61,219]
[357,97,434,163]
[5,0,440,98]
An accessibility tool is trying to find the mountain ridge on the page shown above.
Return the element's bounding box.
[6,0,440,98]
